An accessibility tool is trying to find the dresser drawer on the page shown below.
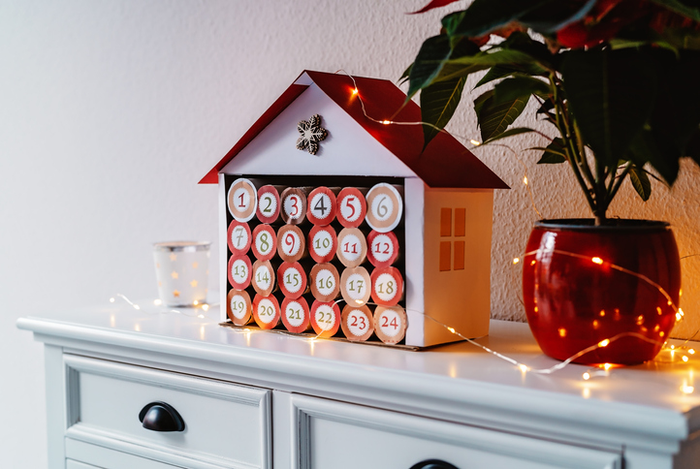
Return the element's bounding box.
[64,354,271,469]
[291,395,623,469]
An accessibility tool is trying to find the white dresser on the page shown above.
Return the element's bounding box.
[17,301,700,469]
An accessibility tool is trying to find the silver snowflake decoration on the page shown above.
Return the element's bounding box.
[296,114,328,155]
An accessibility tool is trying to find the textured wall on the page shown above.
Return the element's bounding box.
[1,1,698,466]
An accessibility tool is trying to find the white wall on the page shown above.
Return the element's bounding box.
[1,1,698,466]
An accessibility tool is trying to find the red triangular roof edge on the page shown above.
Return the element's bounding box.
[200,70,509,190]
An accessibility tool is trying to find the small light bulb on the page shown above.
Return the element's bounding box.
[513,257,520,265]
[134,304,141,310]
[683,355,689,362]
[202,304,210,311]
[582,372,591,380]
[109,297,116,303]
[523,176,528,185]
[153,299,162,306]
[592,257,604,265]
[352,88,358,96]
[447,327,456,334]
[682,385,694,394]
[598,339,610,348]
[689,349,695,355]
[193,300,199,306]
[382,120,391,125]
[518,364,529,372]
[603,363,613,371]
[470,139,482,146]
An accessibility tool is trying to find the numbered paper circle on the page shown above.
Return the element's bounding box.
[256,186,280,224]
[227,178,257,222]
[340,233,362,262]
[254,264,272,291]
[229,294,249,320]
[345,273,367,301]
[282,266,303,294]
[308,192,334,224]
[365,183,403,233]
[374,305,407,344]
[284,300,306,328]
[312,230,333,258]
[280,229,302,257]
[315,268,336,296]
[374,272,398,302]
[370,234,393,263]
[256,298,277,324]
[347,309,370,337]
[314,304,336,331]
[253,225,276,261]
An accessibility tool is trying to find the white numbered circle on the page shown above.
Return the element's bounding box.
[371,234,394,264]
[258,192,278,218]
[345,273,366,300]
[378,309,401,337]
[255,265,272,290]
[374,273,398,302]
[310,193,332,221]
[227,178,258,222]
[283,266,303,294]
[230,226,249,251]
[372,194,394,222]
[340,234,362,262]
[255,231,274,256]
[312,230,333,257]
[285,301,305,328]
[340,195,362,223]
[283,194,303,220]
[231,259,249,281]
[315,304,336,331]
[347,310,370,336]
[229,294,247,320]
[257,298,276,324]
[281,230,302,257]
[315,268,336,296]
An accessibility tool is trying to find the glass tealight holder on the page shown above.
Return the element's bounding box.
[153,241,211,307]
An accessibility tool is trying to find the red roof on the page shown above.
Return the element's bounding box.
[200,70,508,189]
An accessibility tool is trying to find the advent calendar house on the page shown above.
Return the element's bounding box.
[200,70,508,347]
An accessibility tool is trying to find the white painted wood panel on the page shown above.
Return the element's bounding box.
[66,440,181,469]
[290,394,623,469]
[64,355,270,469]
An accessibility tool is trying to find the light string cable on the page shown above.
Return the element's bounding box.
[338,69,546,218]
[110,293,218,319]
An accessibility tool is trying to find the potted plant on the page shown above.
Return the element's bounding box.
[406,0,700,364]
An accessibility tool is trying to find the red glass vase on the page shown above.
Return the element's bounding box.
[522,219,681,365]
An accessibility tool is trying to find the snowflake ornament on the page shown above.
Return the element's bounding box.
[296,114,328,155]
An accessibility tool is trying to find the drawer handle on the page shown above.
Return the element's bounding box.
[138,402,186,432]
[409,460,460,469]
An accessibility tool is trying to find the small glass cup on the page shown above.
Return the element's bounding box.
[153,241,211,307]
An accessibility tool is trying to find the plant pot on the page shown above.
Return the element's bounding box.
[522,219,681,365]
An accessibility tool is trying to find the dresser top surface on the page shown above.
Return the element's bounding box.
[17,300,700,430]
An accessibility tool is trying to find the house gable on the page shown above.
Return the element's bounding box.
[220,82,418,179]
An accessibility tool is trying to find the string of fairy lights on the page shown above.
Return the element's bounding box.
[110,70,699,398]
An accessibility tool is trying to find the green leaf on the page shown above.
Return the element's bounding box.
[629,165,652,202]
[493,75,550,104]
[475,90,529,141]
[562,48,657,168]
[533,138,567,164]
[420,76,466,148]
[627,129,681,185]
[647,0,700,22]
[481,127,537,145]
[407,34,452,99]
[398,64,412,85]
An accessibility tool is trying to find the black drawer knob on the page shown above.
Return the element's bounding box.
[410,460,460,469]
[138,401,185,432]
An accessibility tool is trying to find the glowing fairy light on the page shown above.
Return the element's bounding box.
[681,383,694,394]
[519,364,530,372]
[470,139,482,146]
[582,372,591,380]
[592,257,604,265]
[153,299,162,306]
[598,339,610,348]
[351,88,359,96]
[109,297,116,303]
[447,327,456,334]
[513,257,520,265]
[523,176,528,185]
[382,120,391,125]
[683,356,689,362]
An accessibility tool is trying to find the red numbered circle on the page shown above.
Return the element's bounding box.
[227,220,252,256]
[251,259,275,296]
[256,185,281,224]
[252,294,281,330]
[306,187,337,226]
[374,305,407,344]
[367,230,399,268]
[310,263,340,302]
[227,178,258,222]
[227,255,252,290]
[365,183,403,233]
[336,187,367,228]
[277,261,307,299]
[277,225,306,262]
[281,297,311,333]
[370,266,404,306]
[251,224,277,261]
[227,289,252,326]
[308,225,337,263]
[310,300,341,338]
[280,187,308,225]
[337,227,367,268]
[341,304,374,341]
[340,266,371,306]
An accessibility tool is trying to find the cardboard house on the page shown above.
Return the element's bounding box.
[201,70,508,347]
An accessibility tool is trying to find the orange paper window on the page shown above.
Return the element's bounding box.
[440,208,452,237]
[439,241,451,271]
[453,241,465,270]
[454,208,466,237]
